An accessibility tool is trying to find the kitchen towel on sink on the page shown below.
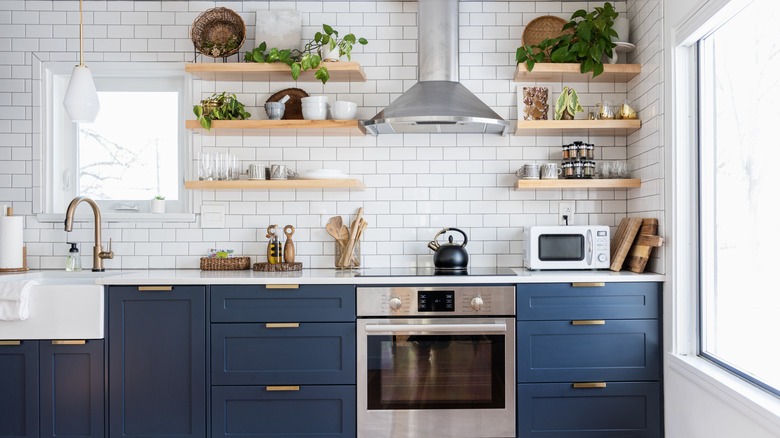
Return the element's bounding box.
[0,280,35,321]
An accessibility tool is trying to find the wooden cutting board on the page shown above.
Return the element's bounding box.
[609,217,643,271]
[625,218,664,273]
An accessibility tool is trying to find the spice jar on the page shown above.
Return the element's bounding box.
[572,161,584,178]
[583,161,595,178]
[586,143,594,159]
[562,145,570,160]
[578,144,588,159]
[563,162,574,178]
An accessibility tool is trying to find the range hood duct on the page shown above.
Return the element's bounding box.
[363,0,508,135]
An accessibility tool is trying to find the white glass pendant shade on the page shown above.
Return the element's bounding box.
[63,65,100,123]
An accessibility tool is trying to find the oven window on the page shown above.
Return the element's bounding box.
[538,234,584,261]
[366,334,505,410]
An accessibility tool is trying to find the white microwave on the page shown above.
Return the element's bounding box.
[524,225,610,270]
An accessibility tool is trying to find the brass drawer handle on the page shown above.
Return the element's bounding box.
[571,320,606,326]
[265,284,299,290]
[571,282,605,288]
[266,323,300,328]
[573,382,607,389]
[138,286,173,291]
[52,340,86,345]
[0,340,21,346]
[266,386,300,391]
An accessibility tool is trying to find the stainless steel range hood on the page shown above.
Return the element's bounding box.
[363,0,509,136]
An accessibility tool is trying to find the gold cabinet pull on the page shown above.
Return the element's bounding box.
[52,340,86,345]
[0,340,21,346]
[571,320,606,326]
[266,323,300,328]
[266,386,300,391]
[138,286,173,291]
[573,382,607,389]
[265,284,299,290]
[571,282,605,288]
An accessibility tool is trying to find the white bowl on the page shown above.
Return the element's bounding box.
[301,96,329,104]
[331,101,358,120]
[302,104,328,120]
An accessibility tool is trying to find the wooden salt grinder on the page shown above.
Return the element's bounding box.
[283,225,295,263]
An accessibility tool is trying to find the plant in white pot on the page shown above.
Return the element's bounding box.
[151,196,165,214]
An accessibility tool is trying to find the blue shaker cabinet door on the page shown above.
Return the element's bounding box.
[211,285,355,323]
[0,340,39,438]
[40,340,104,438]
[516,282,660,320]
[517,382,661,438]
[108,286,206,438]
[212,385,356,438]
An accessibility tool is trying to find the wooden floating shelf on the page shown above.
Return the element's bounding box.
[185,179,366,190]
[514,119,641,136]
[185,119,366,136]
[514,63,641,83]
[514,179,641,190]
[185,62,367,82]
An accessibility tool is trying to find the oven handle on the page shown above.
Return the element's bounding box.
[364,323,507,335]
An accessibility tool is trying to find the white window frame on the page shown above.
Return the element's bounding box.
[38,62,194,222]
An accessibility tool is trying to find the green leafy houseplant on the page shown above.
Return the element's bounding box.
[200,35,240,58]
[193,92,251,131]
[516,2,619,78]
[153,196,165,200]
[555,87,584,120]
[244,24,368,84]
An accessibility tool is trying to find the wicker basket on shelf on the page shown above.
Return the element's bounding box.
[200,257,251,271]
[191,7,246,58]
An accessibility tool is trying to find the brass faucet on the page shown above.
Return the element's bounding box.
[64,196,114,272]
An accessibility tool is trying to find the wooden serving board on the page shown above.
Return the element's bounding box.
[609,217,643,271]
[253,262,302,272]
[625,218,664,273]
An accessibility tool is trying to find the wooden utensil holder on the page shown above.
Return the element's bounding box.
[334,240,360,269]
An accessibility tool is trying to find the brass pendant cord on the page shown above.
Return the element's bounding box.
[78,0,84,67]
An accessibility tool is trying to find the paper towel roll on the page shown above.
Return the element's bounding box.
[0,216,24,269]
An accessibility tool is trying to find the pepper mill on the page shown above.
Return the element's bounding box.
[283,225,296,263]
[266,225,280,264]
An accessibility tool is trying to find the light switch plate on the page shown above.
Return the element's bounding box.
[200,204,226,228]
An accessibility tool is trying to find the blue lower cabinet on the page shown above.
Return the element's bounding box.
[211,285,355,323]
[517,320,659,382]
[0,341,39,438]
[516,283,660,320]
[517,382,661,437]
[211,385,356,438]
[40,340,104,438]
[108,286,207,438]
[212,323,356,385]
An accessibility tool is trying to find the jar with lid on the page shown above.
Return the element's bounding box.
[578,144,588,159]
[586,143,594,159]
[563,162,574,178]
[572,161,584,178]
[562,145,570,160]
[583,161,595,178]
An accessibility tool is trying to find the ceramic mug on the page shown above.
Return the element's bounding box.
[515,164,540,179]
[248,164,266,180]
[541,163,562,179]
[270,164,297,180]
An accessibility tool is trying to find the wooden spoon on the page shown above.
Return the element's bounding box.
[340,207,363,266]
[325,216,342,242]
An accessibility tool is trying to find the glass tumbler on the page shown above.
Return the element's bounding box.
[198,152,213,181]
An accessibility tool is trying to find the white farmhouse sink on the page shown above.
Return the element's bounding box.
[0,271,112,340]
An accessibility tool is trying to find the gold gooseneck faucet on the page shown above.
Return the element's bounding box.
[64,197,114,272]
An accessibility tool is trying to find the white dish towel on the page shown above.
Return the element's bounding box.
[0,280,36,321]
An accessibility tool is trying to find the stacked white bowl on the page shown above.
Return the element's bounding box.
[301,96,328,120]
[331,101,358,120]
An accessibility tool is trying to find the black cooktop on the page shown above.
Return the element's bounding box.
[355,267,518,277]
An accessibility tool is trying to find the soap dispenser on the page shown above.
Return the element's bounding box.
[66,242,82,272]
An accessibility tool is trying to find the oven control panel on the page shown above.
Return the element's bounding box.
[356,286,516,317]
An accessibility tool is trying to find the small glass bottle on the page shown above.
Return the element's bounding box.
[586,143,595,159]
[563,162,574,179]
[562,145,570,160]
[572,161,584,178]
[66,242,82,272]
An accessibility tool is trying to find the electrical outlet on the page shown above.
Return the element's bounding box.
[558,202,575,225]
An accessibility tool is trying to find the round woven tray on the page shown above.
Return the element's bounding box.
[191,7,246,58]
[522,15,572,47]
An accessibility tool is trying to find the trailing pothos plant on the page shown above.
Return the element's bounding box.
[193,92,251,131]
[244,24,368,84]
[516,2,619,78]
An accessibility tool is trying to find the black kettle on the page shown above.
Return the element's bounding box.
[427,228,469,270]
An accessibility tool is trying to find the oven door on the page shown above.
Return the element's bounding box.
[357,318,515,438]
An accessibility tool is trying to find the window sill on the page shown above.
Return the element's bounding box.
[37,213,196,223]
[666,353,780,431]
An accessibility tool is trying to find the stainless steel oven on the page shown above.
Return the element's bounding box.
[357,286,515,438]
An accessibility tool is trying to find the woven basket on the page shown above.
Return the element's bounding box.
[200,257,251,271]
[191,7,246,58]
[522,15,571,47]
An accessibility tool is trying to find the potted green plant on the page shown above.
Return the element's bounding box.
[193,92,251,131]
[516,2,619,78]
[151,196,165,214]
[555,87,584,120]
[244,24,368,84]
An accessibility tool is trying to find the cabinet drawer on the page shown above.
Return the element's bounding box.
[517,282,660,320]
[517,320,659,382]
[212,385,356,438]
[211,323,356,385]
[211,285,355,322]
[517,382,661,437]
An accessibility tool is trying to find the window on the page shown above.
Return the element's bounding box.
[43,63,187,214]
[698,0,780,395]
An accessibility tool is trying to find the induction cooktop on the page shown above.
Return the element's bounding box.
[355,267,518,277]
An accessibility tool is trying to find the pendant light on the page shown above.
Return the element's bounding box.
[63,0,100,123]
